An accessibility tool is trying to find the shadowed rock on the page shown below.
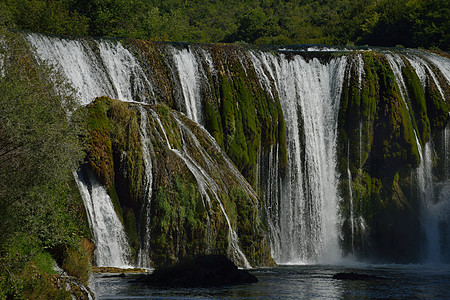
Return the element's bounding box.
[133,255,258,287]
[333,272,385,280]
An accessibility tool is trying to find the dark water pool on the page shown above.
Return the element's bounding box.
[91,263,450,299]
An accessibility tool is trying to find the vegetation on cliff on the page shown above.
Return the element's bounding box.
[0,28,91,298]
[337,51,449,262]
[126,41,287,189]
[84,97,274,267]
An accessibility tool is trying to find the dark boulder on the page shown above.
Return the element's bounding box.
[133,255,258,287]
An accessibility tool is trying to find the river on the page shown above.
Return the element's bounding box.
[91,263,450,299]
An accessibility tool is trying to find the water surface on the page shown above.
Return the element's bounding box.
[91,263,450,299]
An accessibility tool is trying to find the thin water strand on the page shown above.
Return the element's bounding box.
[136,106,153,268]
[74,170,131,268]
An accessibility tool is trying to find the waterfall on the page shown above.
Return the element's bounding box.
[405,51,447,101]
[151,109,251,268]
[97,41,154,103]
[26,33,152,105]
[416,143,437,262]
[136,106,153,268]
[250,51,347,264]
[418,123,450,263]
[172,47,203,124]
[74,170,131,267]
[23,32,449,265]
[386,51,450,263]
[347,144,355,253]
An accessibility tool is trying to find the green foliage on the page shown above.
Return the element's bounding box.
[33,252,56,275]
[2,0,89,35]
[0,234,85,299]
[1,0,447,49]
[0,27,90,296]
[61,245,90,285]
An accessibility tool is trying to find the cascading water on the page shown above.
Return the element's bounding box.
[347,143,355,254]
[150,109,251,267]
[387,51,450,263]
[74,170,131,267]
[172,48,203,124]
[97,41,154,103]
[417,125,450,263]
[136,106,153,268]
[24,32,449,266]
[250,51,347,264]
[26,33,152,105]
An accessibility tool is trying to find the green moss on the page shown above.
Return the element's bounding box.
[150,175,208,266]
[156,104,183,150]
[107,184,124,223]
[123,208,139,261]
[205,101,224,148]
[220,75,249,171]
[85,97,147,240]
[202,48,287,188]
[425,77,449,130]
[109,100,145,209]
[368,53,420,170]
[337,51,430,259]
[86,97,114,188]
[401,62,430,144]
[229,187,272,266]
[62,243,91,285]
[33,252,57,275]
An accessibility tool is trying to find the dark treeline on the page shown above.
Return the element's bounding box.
[0,0,448,50]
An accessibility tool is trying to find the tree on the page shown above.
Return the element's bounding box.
[0,27,89,297]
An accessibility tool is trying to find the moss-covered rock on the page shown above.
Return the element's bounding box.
[199,45,287,188]
[337,51,433,261]
[401,60,430,145]
[85,97,145,262]
[425,76,449,131]
[84,97,273,268]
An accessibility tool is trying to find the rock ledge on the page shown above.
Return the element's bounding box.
[133,255,258,287]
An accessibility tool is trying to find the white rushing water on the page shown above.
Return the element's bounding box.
[74,170,131,267]
[172,47,203,124]
[97,41,154,103]
[347,146,355,253]
[26,33,152,105]
[136,106,153,268]
[250,51,347,264]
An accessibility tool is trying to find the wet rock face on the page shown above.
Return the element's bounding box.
[85,97,273,268]
[133,255,258,287]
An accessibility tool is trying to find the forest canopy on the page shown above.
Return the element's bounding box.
[0,0,448,50]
